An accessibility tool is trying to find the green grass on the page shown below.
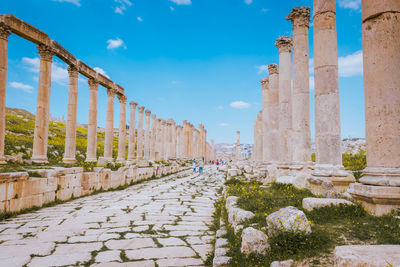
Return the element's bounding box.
[221,179,400,266]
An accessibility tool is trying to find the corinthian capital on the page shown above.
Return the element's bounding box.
[275,36,293,53]
[117,94,127,104]
[286,7,311,28]
[37,45,53,62]
[268,64,279,75]
[260,77,269,90]
[0,22,11,41]
[67,65,79,78]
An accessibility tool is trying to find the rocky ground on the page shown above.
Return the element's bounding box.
[0,167,225,267]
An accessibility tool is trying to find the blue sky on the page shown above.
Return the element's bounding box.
[2,0,364,144]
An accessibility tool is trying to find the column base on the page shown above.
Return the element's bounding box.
[98,157,113,166]
[85,157,97,163]
[31,155,48,164]
[116,158,126,164]
[348,182,400,216]
[63,157,76,164]
[360,167,400,186]
[310,164,355,193]
[138,160,149,167]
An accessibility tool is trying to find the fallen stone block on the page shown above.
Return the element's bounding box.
[302,197,354,211]
[334,245,400,267]
[266,206,311,236]
[241,227,270,256]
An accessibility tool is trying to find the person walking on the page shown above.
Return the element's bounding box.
[199,160,204,174]
[193,161,196,173]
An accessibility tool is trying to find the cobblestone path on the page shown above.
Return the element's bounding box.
[0,167,225,267]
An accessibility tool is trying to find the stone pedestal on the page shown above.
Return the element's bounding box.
[32,45,53,163]
[349,0,400,215]
[0,23,11,164]
[63,66,79,164]
[102,89,115,161]
[116,95,127,163]
[127,102,138,163]
[287,7,312,165]
[86,79,98,162]
[276,37,293,166]
[136,106,145,161]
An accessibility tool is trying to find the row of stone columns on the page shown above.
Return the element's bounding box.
[0,20,214,165]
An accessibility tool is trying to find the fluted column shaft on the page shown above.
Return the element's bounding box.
[86,79,98,162]
[104,89,115,160]
[32,45,53,163]
[136,106,145,161]
[261,78,269,163]
[144,110,151,161]
[127,102,138,161]
[268,64,280,162]
[117,95,127,163]
[276,37,293,164]
[288,7,311,163]
[0,24,11,164]
[313,0,342,166]
[63,66,79,163]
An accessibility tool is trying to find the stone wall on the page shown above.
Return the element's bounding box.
[0,164,183,213]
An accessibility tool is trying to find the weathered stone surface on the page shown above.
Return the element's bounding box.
[213,256,231,267]
[270,259,294,267]
[302,197,353,211]
[240,227,270,256]
[334,245,400,267]
[266,206,311,235]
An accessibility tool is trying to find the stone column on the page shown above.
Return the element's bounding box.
[32,45,53,163]
[236,131,241,161]
[86,78,99,162]
[149,114,156,161]
[287,7,311,164]
[144,109,151,162]
[0,23,11,164]
[313,0,342,167]
[275,37,293,165]
[63,66,79,164]
[261,78,269,163]
[117,95,127,163]
[164,120,169,161]
[156,118,162,161]
[136,106,145,161]
[127,102,138,162]
[103,89,115,161]
[348,0,400,215]
[268,64,280,163]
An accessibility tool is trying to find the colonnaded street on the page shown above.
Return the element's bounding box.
[0,168,224,267]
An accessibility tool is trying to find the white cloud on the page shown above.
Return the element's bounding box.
[256,65,268,74]
[52,0,81,7]
[170,6,175,11]
[107,38,126,49]
[338,0,361,11]
[230,101,250,109]
[219,123,229,127]
[261,8,268,13]
[94,67,110,79]
[137,17,143,22]
[114,0,132,14]
[169,0,191,5]
[22,57,69,85]
[10,82,33,93]
[244,0,253,5]
[338,50,363,77]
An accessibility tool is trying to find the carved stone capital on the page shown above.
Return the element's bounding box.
[107,88,116,97]
[286,7,311,28]
[0,22,11,41]
[138,106,145,112]
[275,36,293,53]
[88,78,99,90]
[268,64,279,75]
[145,109,151,116]
[117,94,127,104]
[37,45,53,62]
[129,101,138,108]
[260,77,269,90]
[67,65,79,78]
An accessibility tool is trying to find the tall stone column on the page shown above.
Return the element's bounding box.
[349,0,400,215]
[0,23,11,164]
[136,106,145,161]
[268,64,280,163]
[156,118,162,161]
[86,78,99,162]
[117,95,127,163]
[261,78,269,163]
[127,102,138,162]
[32,45,53,163]
[150,114,156,161]
[287,7,311,164]
[236,131,241,161]
[275,37,293,165]
[63,66,79,164]
[103,89,115,161]
[164,120,169,161]
[313,0,341,167]
[144,109,151,162]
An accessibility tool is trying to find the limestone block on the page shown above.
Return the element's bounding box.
[302,198,354,211]
[266,206,311,236]
[240,227,270,256]
[270,259,294,267]
[334,245,400,267]
[0,172,28,183]
[22,178,48,197]
[213,256,231,267]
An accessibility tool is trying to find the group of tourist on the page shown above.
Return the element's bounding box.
[192,159,205,174]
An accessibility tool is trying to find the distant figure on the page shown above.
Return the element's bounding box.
[216,160,219,170]
[199,160,204,174]
[193,161,196,173]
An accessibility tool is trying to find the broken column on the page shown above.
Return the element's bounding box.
[349,0,400,215]
[32,45,53,163]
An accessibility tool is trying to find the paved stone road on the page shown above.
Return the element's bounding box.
[0,167,225,267]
